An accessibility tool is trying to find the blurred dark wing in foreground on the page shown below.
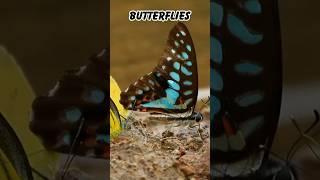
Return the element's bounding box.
[210,0,282,178]
[30,49,109,159]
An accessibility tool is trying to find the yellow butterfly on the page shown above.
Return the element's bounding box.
[110,76,128,139]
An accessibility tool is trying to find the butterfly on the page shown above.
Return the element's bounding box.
[29,48,109,177]
[210,0,283,178]
[120,22,202,121]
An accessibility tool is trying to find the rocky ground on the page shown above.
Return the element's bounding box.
[110,107,210,180]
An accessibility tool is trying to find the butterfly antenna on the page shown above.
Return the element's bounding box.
[120,114,128,123]
[286,116,303,161]
[287,113,320,161]
[259,145,287,164]
[260,144,320,179]
[199,96,210,112]
[305,109,320,133]
[200,96,210,105]
[61,117,85,179]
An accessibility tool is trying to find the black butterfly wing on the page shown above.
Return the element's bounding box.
[30,49,109,159]
[120,22,198,114]
[211,0,282,177]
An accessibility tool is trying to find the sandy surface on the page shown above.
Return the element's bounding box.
[110,107,210,180]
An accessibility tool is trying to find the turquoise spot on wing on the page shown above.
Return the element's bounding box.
[148,80,155,85]
[183,80,192,86]
[83,88,105,104]
[211,36,223,64]
[96,134,110,143]
[235,91,264,107]
[65,107,81,123]
[142,99,173,109]
[239,115,264,138]
[185,98,193,106]
[173,62,181,70]
[168,80,180,90]
[183,90,193,96]
[170,72,180,82]
[234,62,263,75]
[63,133,71,145]
[182,52,189,60]
[211,69,223,91]
[185,61,192,66]
[211,96,221,115]
[136,89,143,95]
[211,2,223,26]
[244,0,262,14]
[227,14,263,44]
[165,88,179,103]
[141,89,179,109]
[174,41,180,47]
[181,66,192,76]
[177,54,182,59]
[186,44,192,52]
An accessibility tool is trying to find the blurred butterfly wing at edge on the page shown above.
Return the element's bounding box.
[30,49,109,159]
[211,0,282,178]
